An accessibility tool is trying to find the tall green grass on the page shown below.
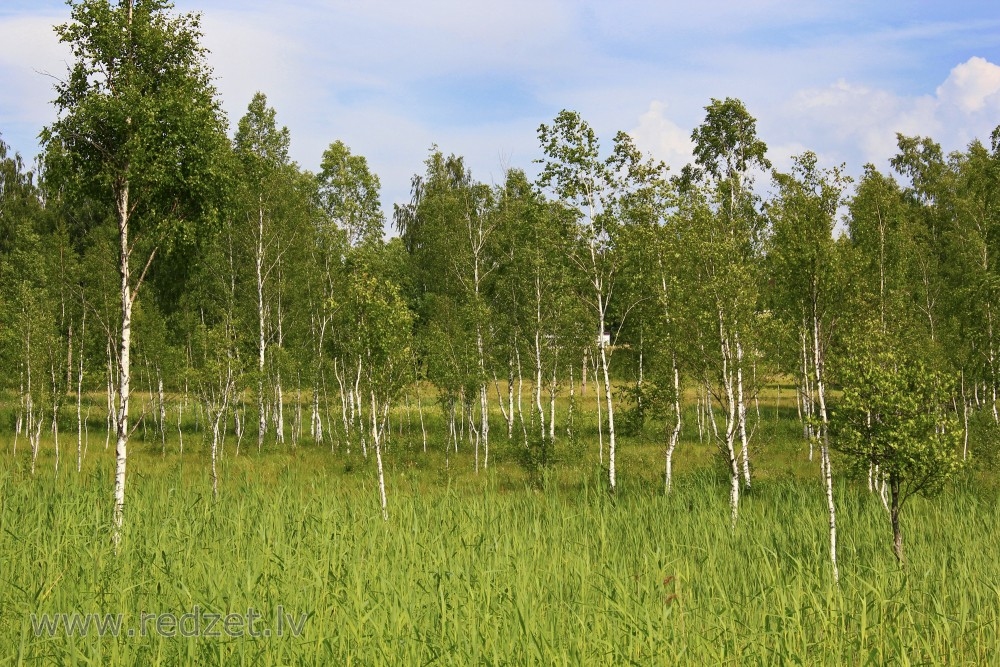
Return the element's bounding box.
[1,449,997,665]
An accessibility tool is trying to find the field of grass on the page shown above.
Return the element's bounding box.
[1,386,998,664]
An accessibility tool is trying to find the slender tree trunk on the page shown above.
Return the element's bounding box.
[372,391,388,520]
[29,396,42,477]
[294,380,302,447]
[890,476,904,564]
[516,346,527,445]
[813,311,838,584]
[534,329,546,440]
[508,357,515,440]
[494,372,511,437]
[706,379,719,441]
[471,407,480,473]
[718,311,740,526]
[234,401,244,456]
[50,361,61,475]
[113,180,133,550]
[735,331,750,490]
[548,354,557,442]
[800,327,812,449]
[696,390,704,444]
[822,442,839,583]
[448,399,457,456]
[593,349,604,465]
[157,370,166,456]
[210,416,221,501]
[13,369,23,457]
[962,371,969,460]
[598,303,617,493]
[355,361,366,457]
[256,198,267,453]
[76,312,86,473]
[177,391,184,456]
[665,358,681,493]
[106,337,115,451]
[335,359,349,452]
[567,362,575,439]
[275,370,285,446]
[416,382,427,453]
[480,381,489,469]
[26,330,39,474]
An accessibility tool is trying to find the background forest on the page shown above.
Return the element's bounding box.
[1,1,998,664]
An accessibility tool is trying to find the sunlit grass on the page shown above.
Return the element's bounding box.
[1,384,997,664]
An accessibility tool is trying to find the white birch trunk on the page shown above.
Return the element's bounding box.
[157,370,166,456]
[479,381,489,469]
[355,361,366,457]
[294,381,302,447]
[113,180,133,550]
[695,391,704,444]
[371,391,388,521]
[549,357,557,442]
[76,313,85,472]
[210,416,221,501]
[256,198,267,452]
[812,312,838,584]
[719,310,740,526]
[516,347,527,445]
[508,358,515,439]
[665,359,681,493]
[593,350,604,465]
[962,371,969,461]
[106,337,116,451]
[13,370,23,457]
[275,370,285,446]
[534,329,546,440]
[706,379,719,441]
[416,382,427,453]
[567,362,575,439]
[735,332,751,490]
[599,309,617,493]
[177,394,184,456]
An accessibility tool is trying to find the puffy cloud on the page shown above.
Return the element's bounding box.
[628,101,695,173]
[936,56,1000,113]
[781,57,1000,169]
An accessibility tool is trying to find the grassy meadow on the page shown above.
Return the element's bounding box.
[1,384,998,665]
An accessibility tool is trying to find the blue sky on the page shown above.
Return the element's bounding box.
[2,1,999,217]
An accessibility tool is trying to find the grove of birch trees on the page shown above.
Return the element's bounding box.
[3,0,997,568]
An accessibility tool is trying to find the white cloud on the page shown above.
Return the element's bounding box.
[935,56,1000,112]
[780,57,1000,170]
[629,101,694,172]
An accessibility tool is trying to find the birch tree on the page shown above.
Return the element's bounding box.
[680,98,770,522]
[396,151,497,469]
[313,140,382,445]
[832,323,963,564]
[334,264,413,520]
[234,93,292,452]
[537,111,665,492]
[613,173,685,491]
[491,169,590,461]
[0,138,55,474]
[42,0,227,546]
[767,151,851,583]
